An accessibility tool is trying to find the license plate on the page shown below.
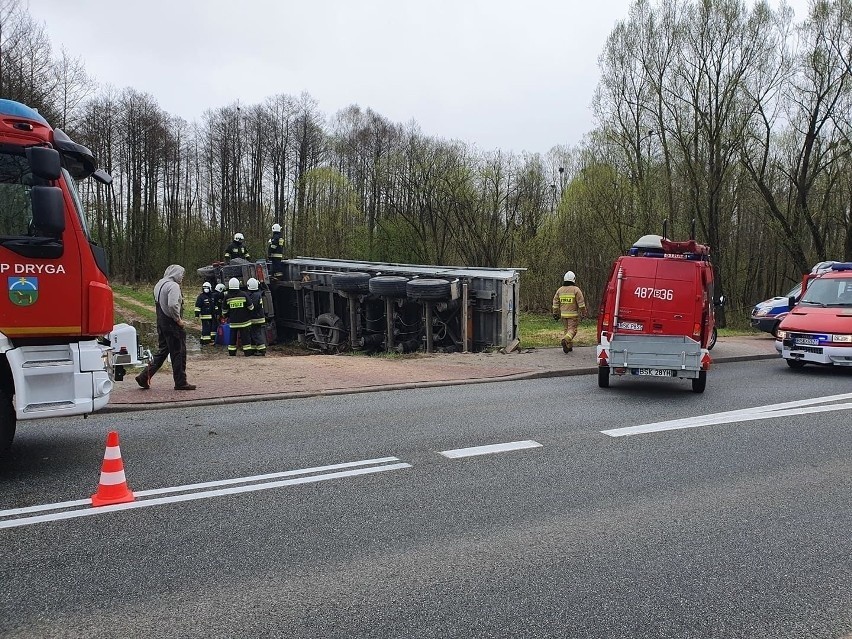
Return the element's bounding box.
[631,368,674,377]
[794,338,819,346]
[617,322,643,331]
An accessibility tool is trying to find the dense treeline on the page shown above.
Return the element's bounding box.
[1,0,850,323]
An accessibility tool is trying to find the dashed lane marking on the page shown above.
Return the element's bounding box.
[440,440,542,459]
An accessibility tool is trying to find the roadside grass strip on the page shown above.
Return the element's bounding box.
[0,457,410,530]
[602,392,852,437]
[440,440,542,459]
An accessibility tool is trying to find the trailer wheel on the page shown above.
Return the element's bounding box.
[0,388,16,457]
[332,272,371,294]
[407,278,452,301]
[314,313,342,349]
[708,327,717,350]
[598,366,610,388]
[785,358,806,369]
[691,371,707,393]
[368,276,409,298]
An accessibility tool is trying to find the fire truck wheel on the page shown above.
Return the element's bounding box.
[332,272,371,294]
[691,371,707,393]
[406,278,452,301]
[368,276,409,298]
[598,366,610,388]
[0,388,15,457]
[708,327,717,350]
[785,358,806,369]
[314,313,342,348]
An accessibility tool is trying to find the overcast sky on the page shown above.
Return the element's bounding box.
[28,0,811,155]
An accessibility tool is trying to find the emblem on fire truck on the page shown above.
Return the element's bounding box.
[8,276,38,306]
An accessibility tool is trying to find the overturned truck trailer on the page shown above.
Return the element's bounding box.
[200,257,523,353]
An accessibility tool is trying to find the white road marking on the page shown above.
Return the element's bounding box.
[0,457,406,526]
[440,440,542,459]
[602,392,852,437]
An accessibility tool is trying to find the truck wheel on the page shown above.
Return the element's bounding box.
[708,327,717,350]
[368,276,409,298]
[785,358,806,369]
[598,366,610,388]
[314,313,342,348]
[332,272,371,294]
[0,388,16,457]
[691,371,707,393]
[407,278,452,301]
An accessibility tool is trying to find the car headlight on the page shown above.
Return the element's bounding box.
[776,330,787,340]
[832,334,852,343]
[754,308,767,317]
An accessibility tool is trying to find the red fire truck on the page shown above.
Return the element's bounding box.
[596,234,717,393]
[0,99,142,456]
[776,262,852,368]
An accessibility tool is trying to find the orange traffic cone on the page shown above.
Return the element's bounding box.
[91,431,135,507]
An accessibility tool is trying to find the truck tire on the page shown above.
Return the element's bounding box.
[691,371,707,393]
[785,358,806,369]
[708,327,717,350]
[0,388,15,457]
[598,366,610,388]
[407,278,452,301]
[332,272,371,294]
[314,313,342,348]
[368,276,409,298]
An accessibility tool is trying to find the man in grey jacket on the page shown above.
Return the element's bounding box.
[135,264,197,391]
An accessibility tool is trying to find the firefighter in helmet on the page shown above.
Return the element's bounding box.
[222,277,254,356]
[194,282,216,346]
[552,270,587,353]
[225,232,251,263]
[246,277,267,356]
[267,223,285,279]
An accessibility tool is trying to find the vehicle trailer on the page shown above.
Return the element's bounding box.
[0,100,144,456]
[776,262,852,369]
[198,257,523,354]
[596,234,716,393]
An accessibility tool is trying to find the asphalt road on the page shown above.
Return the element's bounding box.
[2,359,851,638]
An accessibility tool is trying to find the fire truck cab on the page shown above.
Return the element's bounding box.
[596,234,716,393]
[0,99,143,456]
[776,262,852,368]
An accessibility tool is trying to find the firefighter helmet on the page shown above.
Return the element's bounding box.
[247,277,259,291]
[234,232,244,242]
[215,283,226,293]
[272,223,282,233]
[563,271,576,283]
[202,282,211,291]
[228,277,240,290]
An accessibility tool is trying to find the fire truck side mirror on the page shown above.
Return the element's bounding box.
[92,168,113,185]
[26,146,61,181]
[30,185,66,236]
[714,295,725,307]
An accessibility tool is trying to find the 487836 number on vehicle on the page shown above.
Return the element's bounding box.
[634,287,674,301]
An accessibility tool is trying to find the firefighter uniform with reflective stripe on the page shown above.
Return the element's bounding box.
[267,232,285,278]
[247,289,267,355]
[225,241,251,262]
[223,290,254,355]
[194,290,216,345]
[552,284,586,350]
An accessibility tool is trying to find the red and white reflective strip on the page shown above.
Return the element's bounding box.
[98,444,127,484]
[598,349,609,365]
[98,469,127,486]
[701,352,712,370]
